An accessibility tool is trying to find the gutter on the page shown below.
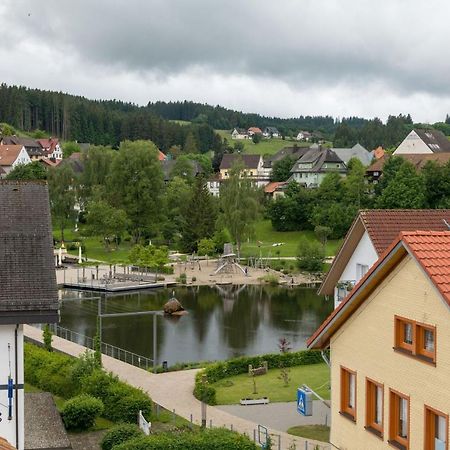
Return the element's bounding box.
[14,325,19,449]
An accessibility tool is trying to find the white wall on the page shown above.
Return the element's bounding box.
[394,130,433,154]
[0,325,24,450]
[334,231,378,307]
[12,148,32,168]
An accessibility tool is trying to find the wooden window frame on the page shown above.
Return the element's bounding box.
[394,316,436,364]
[424,405,448,450]
[365,378,384,438]
[340,366,357,422]
[389,389,410,450]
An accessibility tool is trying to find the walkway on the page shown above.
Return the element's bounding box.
[24,325,329,450]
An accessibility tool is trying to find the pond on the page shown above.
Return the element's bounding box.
[59,285,332,365]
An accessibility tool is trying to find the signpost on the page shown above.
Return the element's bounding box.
[297,387,313,416]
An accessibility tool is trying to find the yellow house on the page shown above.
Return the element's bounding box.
[308,231,450,450]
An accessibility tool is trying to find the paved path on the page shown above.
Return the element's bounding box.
[24,325,329,450]
[217,401,330,433]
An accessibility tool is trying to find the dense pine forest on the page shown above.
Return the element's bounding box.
[0,84,221,153]
[1,84,450,152]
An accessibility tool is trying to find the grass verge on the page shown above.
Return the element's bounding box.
[287,425,330,442]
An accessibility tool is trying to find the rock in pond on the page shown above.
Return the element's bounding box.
[163,298,187,315]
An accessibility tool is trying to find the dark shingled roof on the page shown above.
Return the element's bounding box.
[0,181,59,324]
[414,128,450,153]
[220,154,261,170]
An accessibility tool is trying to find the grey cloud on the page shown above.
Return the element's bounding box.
[1,0,450,119]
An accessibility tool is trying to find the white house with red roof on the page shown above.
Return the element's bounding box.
[319,209,450,308]
[0,145,31,177]
[308,231,450,450]
[37,138,63,160]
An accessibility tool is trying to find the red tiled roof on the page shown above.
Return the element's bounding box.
[360,209,450,255]
[0,145,25,166]
[308,231,450,349]
[158,150,167,161]
[264,181,285,193]
[373,146,385,159]
[402,231,450,303]
[248,127,262,134]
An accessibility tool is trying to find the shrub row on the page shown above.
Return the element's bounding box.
[24,343,152,424]
[194,349,324,405]
[113,428,258,450]
[101,424,143,450]
[61,394,104,430]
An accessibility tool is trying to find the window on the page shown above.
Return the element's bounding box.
[356,263,369,280]
[425,406,448,450]
[340,367,357,421]
[394,317,436,363]
[389,390,409,449]
[366,379,383,437]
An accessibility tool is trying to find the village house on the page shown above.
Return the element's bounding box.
[319,209,450,308]
[231,128,249,139]
[296,130,312,141]
[289,146,346,188]
[366,152,450,184]
[308,230,450,450]
[393,128,450,155]
[0,145,31,177]
[262,145,310,180]
[0,181,59,450]
[247,127,262,136]
[262,127,280,138]
[0,136,44,160]
[332,143,373,166]
[162,159,203,183]
[37,138,63,160]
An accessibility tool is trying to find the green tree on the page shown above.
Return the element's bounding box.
[107,140,164,242]
[6,161,47,180]
[270,156,296,182]
[252,133,262,144]
[181,176,217,252]
[314,225,332,248]
[62,141,81,158]
[47,164,77,241]
[183,132,198,153]
[422,160,450,208]
[170,155,196,184]
[296,237,325,272]
[0,122,15,135]
[197,238,216,256]
[163,176,192,243]
[376,162,426,209]
[86,200,128,250]
[218,162,260,256]
[343,158,370,209]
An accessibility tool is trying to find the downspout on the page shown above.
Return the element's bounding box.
[14,325,19,449]
[321,349,330,367]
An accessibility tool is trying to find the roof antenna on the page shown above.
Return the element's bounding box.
[443,219,450,230]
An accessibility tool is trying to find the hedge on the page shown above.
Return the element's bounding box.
[61,394,103,430]
[113,428,258,450]
[101,424,143,450]
[24,343,152,424]
[194,349,324,405]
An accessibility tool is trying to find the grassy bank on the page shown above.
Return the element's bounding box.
[241,220,341,258]
[287,425,330,442]
[210,363,330,405]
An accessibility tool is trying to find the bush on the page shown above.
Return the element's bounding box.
[296,237,325,272]
[101,424,143,450]
[177,272,187,284]
[61,394,104,430]
[197,238,216,256]
[24,343,77,398]
[71,350,101,391]
[193,349,324,404]
[114,428,258,450]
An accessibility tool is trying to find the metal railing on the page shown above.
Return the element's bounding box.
[49,324,153,370]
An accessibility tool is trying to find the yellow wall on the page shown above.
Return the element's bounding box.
[330,256,450,449]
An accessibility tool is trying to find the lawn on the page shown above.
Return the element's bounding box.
[287,425,330,442]
[53,226,133,264]
[241,220,341,258]
[211,363,330,405]
[216,130,302,156]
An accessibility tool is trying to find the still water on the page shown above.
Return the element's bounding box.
[60,285,332,365]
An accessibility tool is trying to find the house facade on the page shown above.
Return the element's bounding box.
[37,138,63,160]
[0,136,44,160]
[289,147,346,188]
[0,145,31,176]
[308,231,450,450]
[231,128,249,139]
[319,209,450,308]
[263,127,280,138]
[394,129,450,155]
[296,131,312,141]
[0,181,59,450]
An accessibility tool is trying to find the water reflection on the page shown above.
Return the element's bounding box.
[59,285,332,365]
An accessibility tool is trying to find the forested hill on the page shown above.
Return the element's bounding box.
[147,100,339,136]
[0,84,221,153]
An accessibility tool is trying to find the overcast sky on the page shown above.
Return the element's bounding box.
[1,0,450,122]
